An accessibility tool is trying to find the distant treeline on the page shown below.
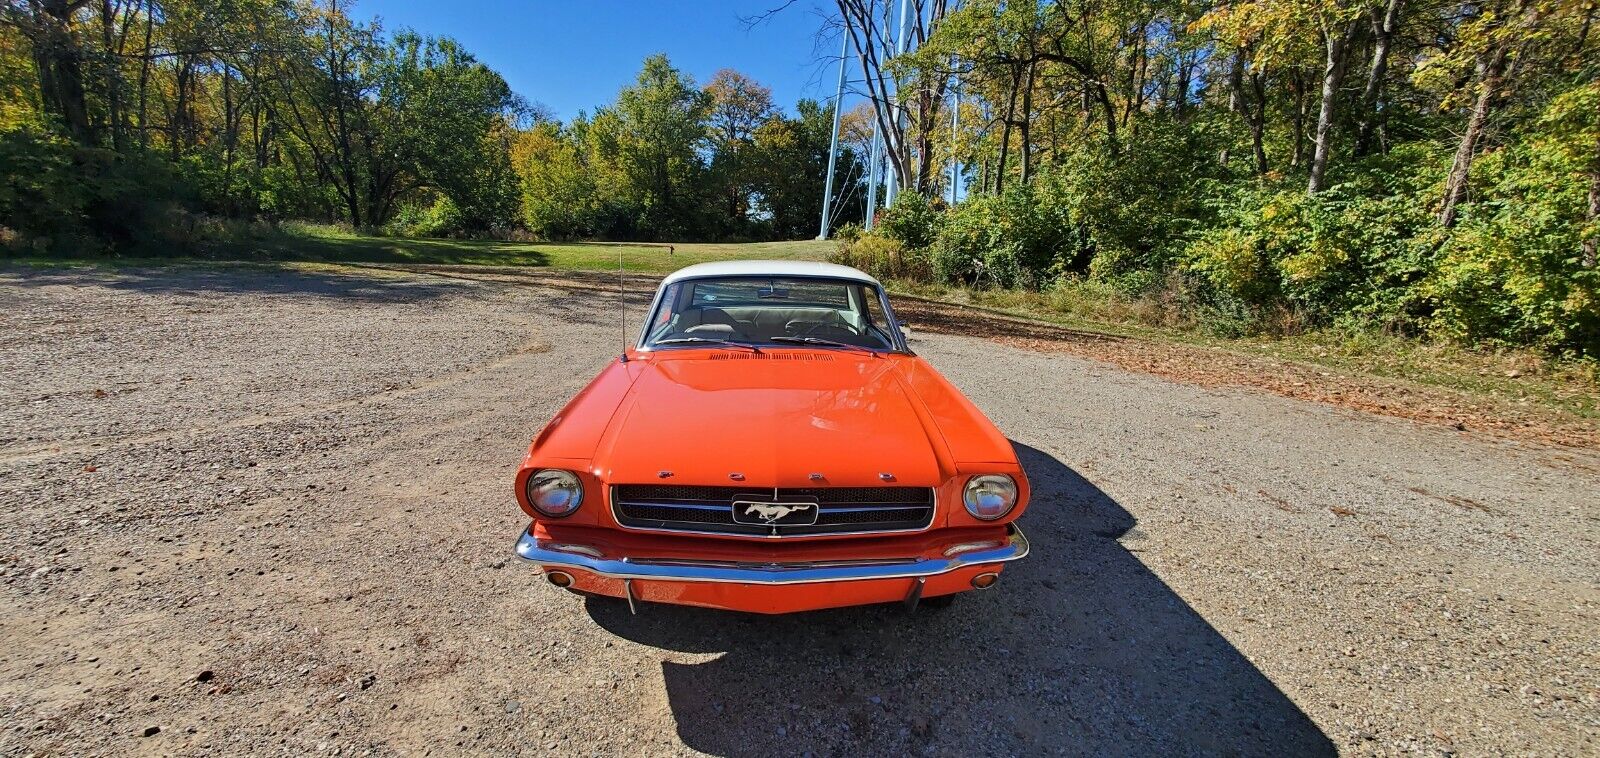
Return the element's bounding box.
[0,0,863,248]
[822,0,1598,356]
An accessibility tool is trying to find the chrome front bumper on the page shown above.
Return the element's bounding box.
[513,524,1029,585]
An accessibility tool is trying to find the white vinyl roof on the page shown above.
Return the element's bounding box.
[659,260,881,287]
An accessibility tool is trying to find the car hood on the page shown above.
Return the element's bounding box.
[594,352,946,487]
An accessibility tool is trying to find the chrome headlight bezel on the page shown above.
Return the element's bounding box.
[962,474,1018,521]
[526,468,584,518]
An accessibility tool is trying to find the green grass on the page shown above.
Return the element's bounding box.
[885,278,1600,422]
[182,222,835,274]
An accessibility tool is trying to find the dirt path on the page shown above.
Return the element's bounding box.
[1,265,1595,756]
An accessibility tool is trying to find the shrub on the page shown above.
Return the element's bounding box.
[1183,171,1439,335]
[1422,86,1600,356]
[875,192,943,251]
[0,127,89,248]
[929,193,1016,286]
[1039,115,1231,281]
[829,232,932,281]
[0,127,186,254]
[831,221,863,243]
[928,184,1075,289]
[388,195,465,238]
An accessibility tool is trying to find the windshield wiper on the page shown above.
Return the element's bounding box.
[769,336,881,356]
[654,337,762,353]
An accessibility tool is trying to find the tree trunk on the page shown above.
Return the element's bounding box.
[135,0,153,148]
[99,0,124,150]
[30,0,96,144]
[1583,96,1599,268]
[1291,70,1308,168]
[995,64,1019,193]
[1174,50,1192,118]
[1222,52,1243,168]
[1249,71,1269,175]
[222,65,236,214]
[1439,43,1511,228]
[1307,18,1360,194]
[1355,0,1404,156]
[914,69,950,196]
[1125,23,1149,127]
[1019,60,1035,185]
[170,57,193,159]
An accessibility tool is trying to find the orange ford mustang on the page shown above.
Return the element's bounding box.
[512,260,1029,614]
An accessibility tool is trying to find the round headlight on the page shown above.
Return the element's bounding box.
[527,469,583,517]
[963,474,1018,520]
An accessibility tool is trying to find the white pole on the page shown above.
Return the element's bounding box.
[864,124,881,229]
[885,0,911,209]
[949,78,960,205]
[818,32,850,240]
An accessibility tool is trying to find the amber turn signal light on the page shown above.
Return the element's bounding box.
[546,571,574,588]
[971,572,999,590]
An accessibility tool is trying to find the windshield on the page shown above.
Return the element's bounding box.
[642,276,901,351]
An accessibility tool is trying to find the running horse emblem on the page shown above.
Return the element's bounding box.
[742,502,813,524]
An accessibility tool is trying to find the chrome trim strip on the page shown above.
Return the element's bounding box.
[811,505,933,514]
[513,524,1029,585]
[618,501,733,512]
[605,520,937,540]
[635,556,921,570]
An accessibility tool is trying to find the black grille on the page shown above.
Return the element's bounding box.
[615,484,752,502]
[612,484,935,537]
[784,487,932,504]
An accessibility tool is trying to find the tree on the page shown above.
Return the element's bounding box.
[1305,6,1362,194]
[704,68,775,233]
[1353,0,1404,156]
[746,98,864,238]
[512,118,603,238]
[704,68,774,147]
[1432,0,1538,227]
[3,0,95,143]
[1196,0,1360,193]
[382,32,520,229]
[837,0,953,195]
[589,54,711,239]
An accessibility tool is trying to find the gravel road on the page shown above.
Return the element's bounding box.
[1,265,1595,756]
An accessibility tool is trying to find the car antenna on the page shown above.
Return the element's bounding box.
[617,244,628,362]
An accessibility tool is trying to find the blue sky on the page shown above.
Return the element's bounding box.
[356,0,845,120]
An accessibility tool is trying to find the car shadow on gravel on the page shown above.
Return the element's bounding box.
[586,443,1334,757]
